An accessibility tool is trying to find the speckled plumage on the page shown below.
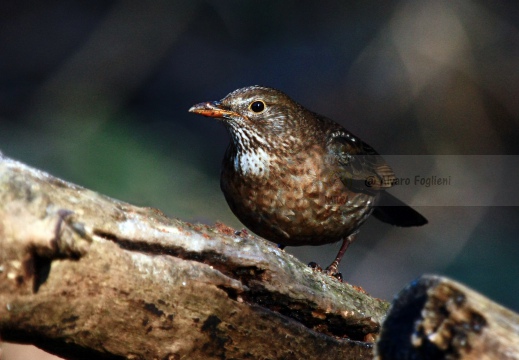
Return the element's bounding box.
[190,86,427,275]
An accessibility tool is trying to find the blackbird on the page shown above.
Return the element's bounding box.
[189,86,427,276]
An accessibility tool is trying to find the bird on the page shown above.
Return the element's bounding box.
[189,86,427,277]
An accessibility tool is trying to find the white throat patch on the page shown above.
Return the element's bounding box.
[234,147,271,176]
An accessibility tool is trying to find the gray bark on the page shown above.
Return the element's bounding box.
[0,153,388,359]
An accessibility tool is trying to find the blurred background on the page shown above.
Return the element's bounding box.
[1,0,518,358]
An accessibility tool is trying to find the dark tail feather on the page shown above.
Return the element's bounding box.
[373,192,428,227]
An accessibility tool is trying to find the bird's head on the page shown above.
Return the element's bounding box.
[189,86,308,152]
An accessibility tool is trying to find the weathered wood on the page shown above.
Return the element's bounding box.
[376,274,519,360]
[0,152,388,359]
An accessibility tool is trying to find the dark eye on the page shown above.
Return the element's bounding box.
[249,100,265,113]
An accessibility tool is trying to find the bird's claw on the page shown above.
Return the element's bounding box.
[325,263,343,282]
[331,271,343,281]
[234,228,249,237]
[308,262,343,281]
[307,261,323,272]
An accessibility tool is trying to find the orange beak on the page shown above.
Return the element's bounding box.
[189,101,236,119]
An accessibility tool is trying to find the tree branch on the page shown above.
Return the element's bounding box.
[0,152,389,359]
[376,274,519,360]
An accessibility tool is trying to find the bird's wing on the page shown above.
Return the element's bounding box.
[326,129,395,192]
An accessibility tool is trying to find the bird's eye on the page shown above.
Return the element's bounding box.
[249,100,266,113]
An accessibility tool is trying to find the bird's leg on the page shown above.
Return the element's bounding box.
[325,232,358,276]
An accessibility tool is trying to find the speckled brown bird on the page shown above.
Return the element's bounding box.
[189,86,427,277]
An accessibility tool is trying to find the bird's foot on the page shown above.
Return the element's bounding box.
[234,228,249,237]
[328,270,343,282]
[307,261,322,272]
[308,262,343,281]
[325,260,344,280]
